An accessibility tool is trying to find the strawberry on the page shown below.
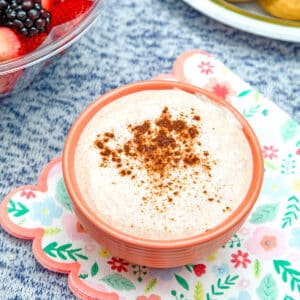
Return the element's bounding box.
[0,27,23,62]
[50,0,93,27]
[0,27,24,94]
[42,0,55,12]
[0,70,24,95]
[19,33,48,54]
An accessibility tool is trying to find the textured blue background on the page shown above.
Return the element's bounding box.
[0,0,299,299]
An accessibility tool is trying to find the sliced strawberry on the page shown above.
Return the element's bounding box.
[42,0,55,12]
[51,0,93,27]
[0,71,24,95]
[0,27,22,62]
[19,33,48,54]
[0,27,24,94]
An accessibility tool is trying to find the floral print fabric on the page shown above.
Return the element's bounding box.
[1,50,300,299]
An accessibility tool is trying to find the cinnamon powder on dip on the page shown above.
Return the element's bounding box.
[75,89,252,240]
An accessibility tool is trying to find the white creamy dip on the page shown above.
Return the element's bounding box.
[75,89,253,240]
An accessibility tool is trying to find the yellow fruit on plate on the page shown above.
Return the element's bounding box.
[227,0,252,2]
[258,0,300,20]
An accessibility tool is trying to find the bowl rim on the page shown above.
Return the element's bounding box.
[0,0,105,75]
[62,80,264,249]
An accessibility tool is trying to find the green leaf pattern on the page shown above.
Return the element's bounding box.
[43,242,88,262]
[101,274,135,291]
[44,228,62,236]
[144,278,157,294]
[281,196,300,228]
[283,296,295,300]
[55,179,73,211]
[237,89,252,98]
[91,262,99,277]
[256,274,279,300]
[280,120,299,143]
[249,204,279,224]
[243,104,261,118]
[7,199,29,217]
[194,282,204,300]
[206,275,239,299]
[175,273,189,291]
[253,259,262,279]
[222,234,242,248]
[273,260,300,293]
[280,154,296,175]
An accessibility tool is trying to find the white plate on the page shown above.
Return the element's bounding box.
[183,0,300,42]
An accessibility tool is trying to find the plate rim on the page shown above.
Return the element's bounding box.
[183,0,300,42]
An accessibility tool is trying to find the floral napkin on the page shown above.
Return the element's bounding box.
[1,50,299,300]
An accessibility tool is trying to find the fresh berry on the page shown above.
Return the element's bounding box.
[41,0,53,11]
[0,69,23,94]
[0,26,22,61]
[51,0,93,27]
[0,1,9,21]
[0,0,51,37]
[19,31,47,53]
[0,27,24,93]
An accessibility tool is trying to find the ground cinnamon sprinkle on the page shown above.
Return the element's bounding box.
[93,106,217,212]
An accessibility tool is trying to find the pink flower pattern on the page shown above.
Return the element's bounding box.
[245,226,286,260]
[198,60,214,75]
[20,190,36,199]
[238,227,250,236]
[204,78,236,101]
[212,84,230,99]
[262,145,279,160]
[107,257,129,272]
[238,278,251,289]
[230,250,251,268]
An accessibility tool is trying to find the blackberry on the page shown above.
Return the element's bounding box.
[0,0,51,37]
